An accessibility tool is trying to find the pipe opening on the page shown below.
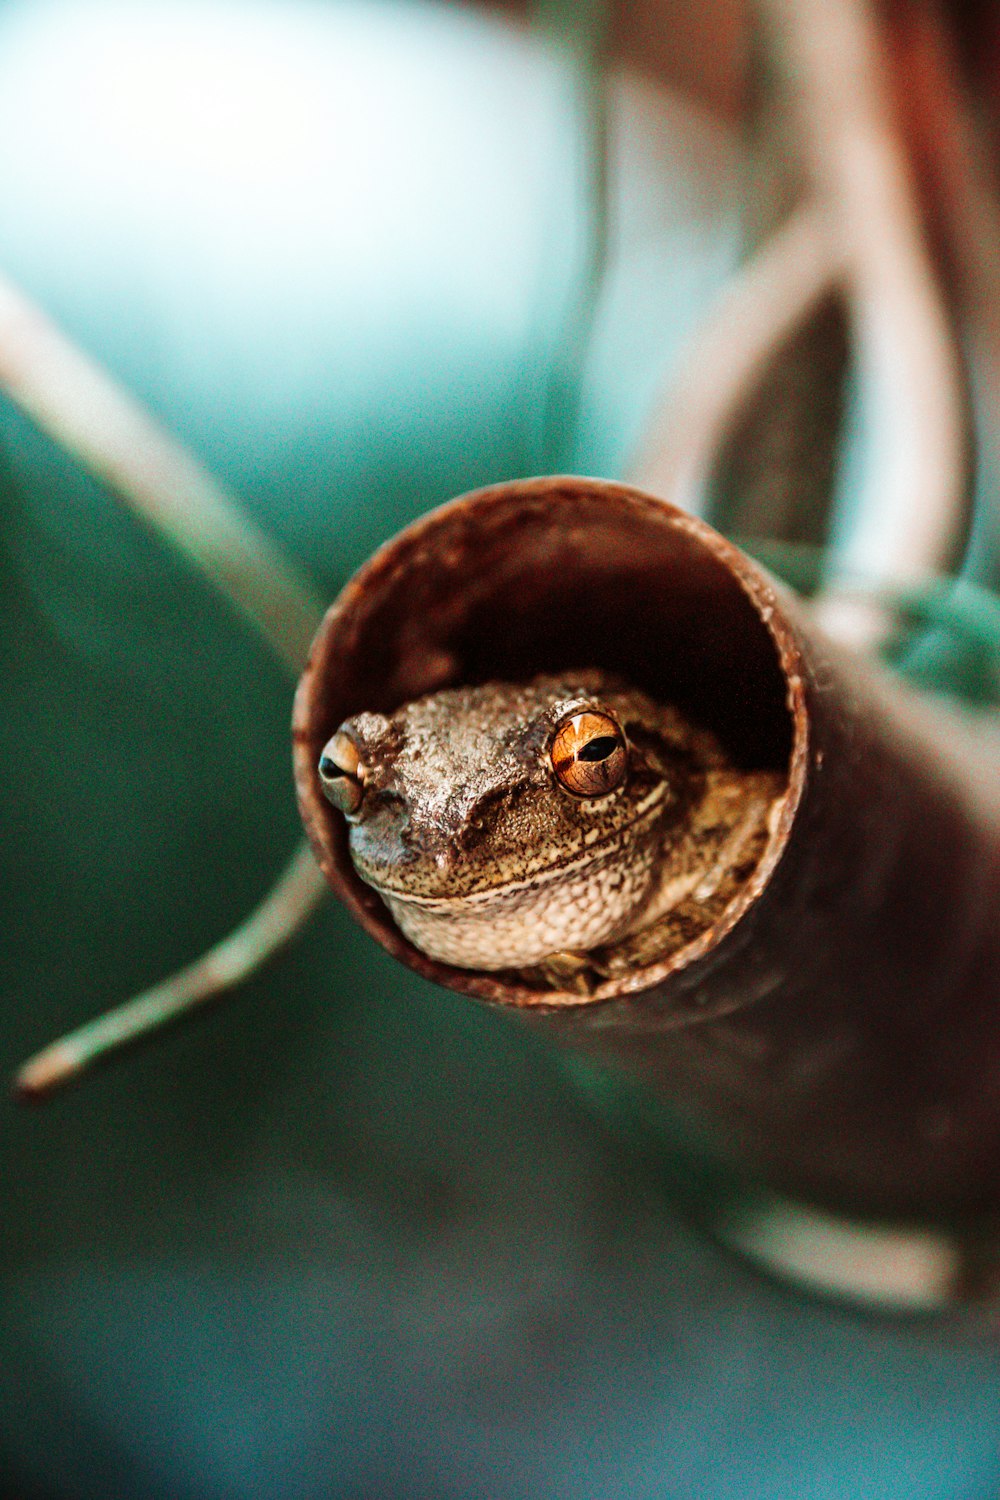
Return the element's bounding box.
[294,478,803,1007]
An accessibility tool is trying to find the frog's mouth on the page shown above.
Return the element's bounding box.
[350,778,671,906]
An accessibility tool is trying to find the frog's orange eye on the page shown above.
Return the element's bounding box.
[550,710,628,797]
[318,731,366,818]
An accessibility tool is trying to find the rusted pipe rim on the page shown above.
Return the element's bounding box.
[293,476,808,1010]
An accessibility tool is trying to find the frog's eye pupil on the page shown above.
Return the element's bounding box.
[577,735,619,763]
[319,756,339,779]
[550,711,628,797]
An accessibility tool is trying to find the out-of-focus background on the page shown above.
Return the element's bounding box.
[2,1,1000,1495]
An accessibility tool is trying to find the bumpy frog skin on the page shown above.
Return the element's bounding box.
[318,672,784,988]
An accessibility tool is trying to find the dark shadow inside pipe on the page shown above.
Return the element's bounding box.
[304,482,792,758]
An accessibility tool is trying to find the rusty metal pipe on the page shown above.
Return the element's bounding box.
[294,476,1000,1248]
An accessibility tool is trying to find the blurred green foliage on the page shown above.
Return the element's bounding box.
[1,3,1000,1498]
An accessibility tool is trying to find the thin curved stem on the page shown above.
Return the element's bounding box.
[532,0,611,471]
[15,845,327,1099]
[0,272,329,1096]
[0,274,326,673]
[629,201,844,507]
[758,0,968,592]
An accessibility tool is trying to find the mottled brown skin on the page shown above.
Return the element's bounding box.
[319,672,783,990]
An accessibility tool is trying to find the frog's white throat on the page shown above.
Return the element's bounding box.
[372,829,665,971]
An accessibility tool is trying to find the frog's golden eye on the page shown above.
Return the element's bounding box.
[550,710,628,797]
[318,731,366,818]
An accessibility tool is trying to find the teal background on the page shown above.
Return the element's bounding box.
[1,1,1000,1496]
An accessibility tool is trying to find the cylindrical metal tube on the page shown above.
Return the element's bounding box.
[294,477,1000,1228]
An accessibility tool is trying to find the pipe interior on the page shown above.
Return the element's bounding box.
[301,483,793,777]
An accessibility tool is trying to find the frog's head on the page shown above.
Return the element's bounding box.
[316,672,686,969]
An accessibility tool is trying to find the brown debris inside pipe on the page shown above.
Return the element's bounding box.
[294,476,1000,1286]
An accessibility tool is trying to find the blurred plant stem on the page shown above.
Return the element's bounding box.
[0,274,325,672]
[0,271,329,1095]
[530,0,610,471]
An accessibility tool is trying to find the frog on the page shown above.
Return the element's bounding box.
[317,671,785,992]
